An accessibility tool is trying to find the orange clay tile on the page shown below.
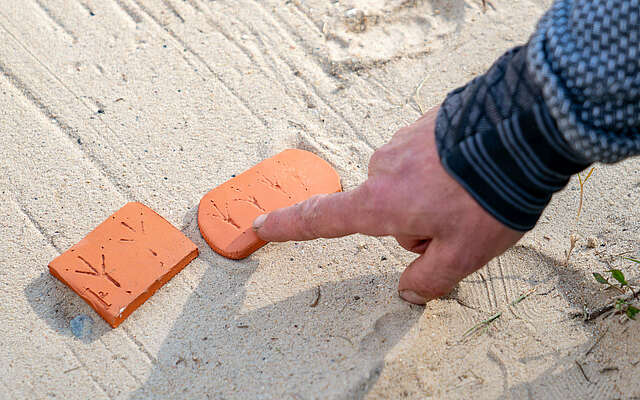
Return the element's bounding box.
[49,202,198,328]
[198,149,341,259]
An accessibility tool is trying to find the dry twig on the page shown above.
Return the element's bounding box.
[310,287,321,308]
[570,291,640,321]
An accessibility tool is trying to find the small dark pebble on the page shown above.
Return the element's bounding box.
[354,296,360,300]
[163,44,168,48]
[77,138,82,145]
[289,257,294,261]
[231,174,236,177]
[164,177,168,180]
[97,109,104,114]
[381,256,387,261]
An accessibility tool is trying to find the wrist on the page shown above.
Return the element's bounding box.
[437,102,590,231]
[434,44,590,231]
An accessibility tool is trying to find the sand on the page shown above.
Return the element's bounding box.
[1,0,638,398]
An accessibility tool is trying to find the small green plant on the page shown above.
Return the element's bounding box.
[572,168,640,322]
[615,299,640,320]
[591,268,639,320]
[592,269,628,293]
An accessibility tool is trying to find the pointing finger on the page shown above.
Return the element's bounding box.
[253,186,385,242]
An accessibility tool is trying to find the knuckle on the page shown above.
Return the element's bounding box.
[359,180,397,232]
[298,195,324,238]
[366,180,394,212]
[359,181,381,212]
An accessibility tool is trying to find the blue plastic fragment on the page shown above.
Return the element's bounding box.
[70,314,93,339]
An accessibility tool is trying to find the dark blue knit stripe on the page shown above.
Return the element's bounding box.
[470,133,548,211]
[437,101,591,231]
[498,117,565,192]
[460,137,544,213]
[473,133,547,209]
[439,149,540,232]
[509,115,568,182]
[531,104,592,168]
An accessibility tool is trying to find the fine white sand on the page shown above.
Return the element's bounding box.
[1,0,638,398]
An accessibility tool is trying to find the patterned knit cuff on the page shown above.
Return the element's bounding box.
[437,103,590,231]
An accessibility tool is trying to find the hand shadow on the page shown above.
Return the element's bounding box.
[127,206,423,399]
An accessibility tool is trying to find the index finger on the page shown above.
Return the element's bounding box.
[253,185,384,242]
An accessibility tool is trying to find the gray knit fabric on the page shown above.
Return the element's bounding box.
[528,0,640,163]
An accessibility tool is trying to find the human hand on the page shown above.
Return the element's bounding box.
[252,107,524,304]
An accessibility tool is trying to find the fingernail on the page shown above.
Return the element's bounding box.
[399,289,427,305]
[253,214,267,231]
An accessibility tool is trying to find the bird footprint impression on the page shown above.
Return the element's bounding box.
[198,149,342,259]
[49,202,198,327]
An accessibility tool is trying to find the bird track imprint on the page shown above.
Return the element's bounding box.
[49,202,199,327]
[198,149,341,259]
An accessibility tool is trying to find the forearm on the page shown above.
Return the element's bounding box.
[435,0,640,231]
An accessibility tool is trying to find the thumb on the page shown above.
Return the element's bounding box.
[397,239,469,305]
[253,187,380,242]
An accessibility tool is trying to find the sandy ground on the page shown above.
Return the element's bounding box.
[1,0,639,398]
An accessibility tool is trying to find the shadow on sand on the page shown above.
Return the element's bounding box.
[124,205,424,399]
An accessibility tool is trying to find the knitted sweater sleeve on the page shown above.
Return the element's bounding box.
[434,0,640,231]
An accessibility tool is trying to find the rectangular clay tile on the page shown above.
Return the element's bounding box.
[49,202,198,328]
